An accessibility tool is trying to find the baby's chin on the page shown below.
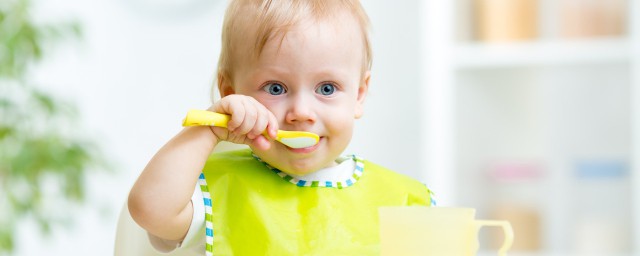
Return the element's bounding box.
[251,143,343,174]
[260,156,339,176]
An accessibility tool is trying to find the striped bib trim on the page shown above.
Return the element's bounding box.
[251,154,365,189]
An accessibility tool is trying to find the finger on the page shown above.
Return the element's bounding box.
[251,136,272,151]
[251,107,269,139]
[245,132,257,140]
[234,99,258,136]
[221,98,245,132]
[266,109,279,139]
[246,97,277,138]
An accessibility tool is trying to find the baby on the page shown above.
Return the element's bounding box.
[128,0,433,255]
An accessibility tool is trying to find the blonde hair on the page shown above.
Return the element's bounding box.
[217,0,372,84]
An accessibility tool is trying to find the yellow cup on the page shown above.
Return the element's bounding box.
[379,207,514,256]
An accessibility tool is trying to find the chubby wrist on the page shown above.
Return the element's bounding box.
[179,126,219,150]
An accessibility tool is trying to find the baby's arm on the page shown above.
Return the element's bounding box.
[127,95,278,242]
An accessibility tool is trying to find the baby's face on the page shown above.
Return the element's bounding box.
[230,13,369,175]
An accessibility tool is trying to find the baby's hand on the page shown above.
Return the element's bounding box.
[207,95,278,150]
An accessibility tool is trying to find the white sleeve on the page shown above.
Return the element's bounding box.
[147,184,205,253]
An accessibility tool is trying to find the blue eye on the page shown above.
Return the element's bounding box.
[263,83,286,95]
[316,83,335,96]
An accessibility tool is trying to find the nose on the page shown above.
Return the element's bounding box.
[284,92,316,126]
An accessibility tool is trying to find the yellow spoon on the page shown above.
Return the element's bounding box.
[182,109,319,149]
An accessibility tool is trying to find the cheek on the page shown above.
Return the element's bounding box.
[260,101,287,120]
[322,110,355,136]
[248,94,284,116]
[324,116,355,154]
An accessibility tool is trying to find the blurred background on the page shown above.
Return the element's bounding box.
[1,0,638,255]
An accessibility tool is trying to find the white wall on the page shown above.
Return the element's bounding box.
[17,1,424,255]
[352,1,423,179]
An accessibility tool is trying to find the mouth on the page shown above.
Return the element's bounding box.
[285,137,323,153]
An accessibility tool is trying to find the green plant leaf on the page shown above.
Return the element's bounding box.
[0,0,107,253]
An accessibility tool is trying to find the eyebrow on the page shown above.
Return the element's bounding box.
[253,65,353,81]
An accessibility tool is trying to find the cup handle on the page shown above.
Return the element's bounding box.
[475,220,514,256]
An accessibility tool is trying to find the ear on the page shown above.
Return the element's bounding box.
[354,71,370,119]
[217,73,235,97]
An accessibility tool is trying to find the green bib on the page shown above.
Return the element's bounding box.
[200,149,432,255]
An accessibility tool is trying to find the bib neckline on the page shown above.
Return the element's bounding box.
[251,153,365,189]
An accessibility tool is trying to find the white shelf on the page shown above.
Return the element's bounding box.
[421,0,639,254]
[455,38,630,69]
